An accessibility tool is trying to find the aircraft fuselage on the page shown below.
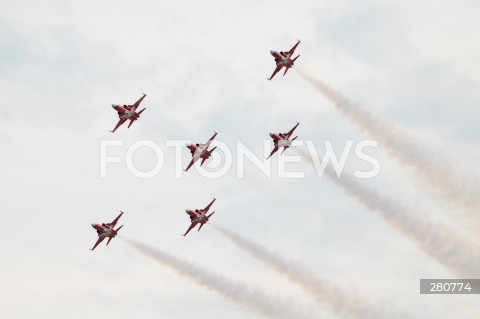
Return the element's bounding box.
[187,144,211,159]
[186,209,209,224]
[112,104,140,120]
[270,50,294,67]
[91,223,117,238]
[269,133,293,149]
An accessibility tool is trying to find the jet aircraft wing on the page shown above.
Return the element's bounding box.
[268,65,283,81]
[287,39,301,57]
[110,118,127,133]
[132,93,146,110]
[286,122,300,138]
[203,198,216,213]
[109,211,124,227]
[203,132,218,149]
[182,221,199,237]
[90,237,105,251]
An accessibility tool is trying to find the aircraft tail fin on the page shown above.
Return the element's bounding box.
[128,119,135,128]
[138,108,146,115]
[291,136,298,141]
[198,223,205,232]
[207,211,215,219]
[283,67,290,76]
[106,237,113,246]
[292,55,300,63]
[116,225,123,232]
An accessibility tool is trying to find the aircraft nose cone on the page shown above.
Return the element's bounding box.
[270,133,274,137]
[270,50,275,55]
[111,104,116,108]
[91,223,96,228]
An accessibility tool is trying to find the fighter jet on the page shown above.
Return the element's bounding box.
[110,93,147,133]
[268,39,300,80]
[184,132,218,171]
[267,122,300,159]
[182,198,216,236]
[90,212,124,251]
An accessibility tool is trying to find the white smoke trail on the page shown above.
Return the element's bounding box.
[213,224,413,319]
[122,237,319,319]
[301,148,480,278]
[296,68,480,222]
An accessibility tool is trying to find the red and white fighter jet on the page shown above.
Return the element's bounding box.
[267,122,300,159]
[90,211,124,251]
[184,132,218,171]
[182,198,216,236]
[268,39,301,80]
[110,93,147,133]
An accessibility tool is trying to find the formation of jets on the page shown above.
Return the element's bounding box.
[92,40,301,250]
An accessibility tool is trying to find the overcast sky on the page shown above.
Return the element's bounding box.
[1,0,480,318]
